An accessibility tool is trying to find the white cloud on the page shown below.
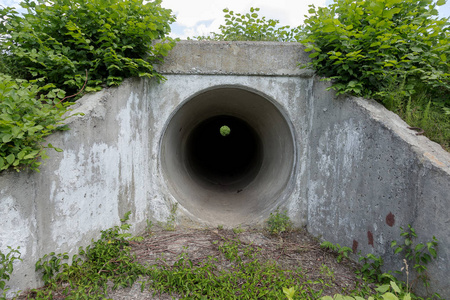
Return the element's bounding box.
[161,0,327,39]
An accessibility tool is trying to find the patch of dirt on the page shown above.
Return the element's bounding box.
[107,226,368,299]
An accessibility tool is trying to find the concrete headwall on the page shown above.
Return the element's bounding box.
[1,41,449,297]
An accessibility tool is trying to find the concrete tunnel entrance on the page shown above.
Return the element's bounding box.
[160,87,296,225]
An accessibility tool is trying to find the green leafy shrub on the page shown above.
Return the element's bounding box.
[357,253,386,284]
[302,0,449,98]
[266,207,292,235]
[391,225,439,289]
[0,246,22,299]
[320,280,412,300]
[0,74,72,172]
[302,0,450,151]
[196,7,304,42]
[0,0,176,95]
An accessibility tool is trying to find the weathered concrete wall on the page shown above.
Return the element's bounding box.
[1,78,167,294]
[305,80,450,295]
[1,41,449,297]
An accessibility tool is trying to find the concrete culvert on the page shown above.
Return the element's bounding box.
[160,86,296,226]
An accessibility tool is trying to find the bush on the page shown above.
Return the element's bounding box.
[0,0,176,95]
[302,0,450,150]
[302,0,449,98]
[196,7,304,42]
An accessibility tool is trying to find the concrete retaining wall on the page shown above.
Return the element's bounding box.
[1,41,449,297]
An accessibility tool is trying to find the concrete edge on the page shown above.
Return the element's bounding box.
[156,40,314,77]
[351,96,450,172]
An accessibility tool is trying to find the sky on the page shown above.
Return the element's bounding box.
[1,0,449,40]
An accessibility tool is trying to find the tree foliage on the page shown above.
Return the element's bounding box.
[196,7,304,42]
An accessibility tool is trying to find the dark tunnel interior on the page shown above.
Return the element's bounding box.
[186,115,262,186]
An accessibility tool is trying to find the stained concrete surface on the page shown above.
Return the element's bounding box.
[1,41,449,298]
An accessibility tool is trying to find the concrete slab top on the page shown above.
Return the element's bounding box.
[156,40,314,77]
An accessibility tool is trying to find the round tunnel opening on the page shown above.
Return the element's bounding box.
[186,115,262,187]
[160,87,296,226]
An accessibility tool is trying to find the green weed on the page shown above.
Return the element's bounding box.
[391,225,439,290]
[320,264,336,283]
[321,280,412,300]
[30,211,146,298]
[145,219,154,236]
[356,253,385,284]
[164,202,178,231]
[320,241,353,263]
[322,225,440,299]
[283,286,296,300]
[267,207,292,235]
[232,225,244,234]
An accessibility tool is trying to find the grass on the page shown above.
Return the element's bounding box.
[382,84,450,152]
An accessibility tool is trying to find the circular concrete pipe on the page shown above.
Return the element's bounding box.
[160,86,296,226]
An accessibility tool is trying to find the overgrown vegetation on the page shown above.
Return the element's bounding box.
[196,7,304,42]
[0,74,72,171]
[321,280,413,300]
[0,0,176,172]
[301,0,450,150]
[321,225,440,299]
[0,211,442,300]
[0,0,176,94]
[29,211,146,299]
